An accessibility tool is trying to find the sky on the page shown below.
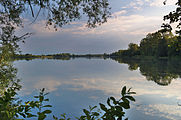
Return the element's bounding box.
[18,0,178,54]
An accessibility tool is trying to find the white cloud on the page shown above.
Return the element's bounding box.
[130,0,144,9]
[24,9,163,37]
[28,20,61,36]
[63,77,127,95]
[122,0,177,9]
[122,0,145,10]
[33,78,61,92]
[63,77,181,101]
[60,14,162,36]
[112,10,127,17]
[136,79,181,99]
[19,71,181,102]
[149,0,177,7]
[20,77,62,95]
[136,104,181,120]
[19,0,178,38]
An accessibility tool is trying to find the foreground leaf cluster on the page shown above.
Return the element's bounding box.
[0,86,135,120]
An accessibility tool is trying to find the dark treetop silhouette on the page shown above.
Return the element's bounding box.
[0,0,111,52]
[0,0,111,28]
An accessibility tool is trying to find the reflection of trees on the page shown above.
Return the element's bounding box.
[139,60,179,86]
[112,58,181,86]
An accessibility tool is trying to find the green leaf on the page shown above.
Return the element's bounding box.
[121,86,126,96]
[83,109,90,116]
[39,96,44,102]
[119,102,130,109]
[27,113,36,118]
[127,87,132,92]
[43,105,52,108]
[42,88,45,92]
[90,106,97,111]
[99,103,107,112]
[125,96,135,102]
[80,115,86,119]
[122,98,130,104]
[53,115,58,120]
[92,112,99,116]
[25,106,31,113]
[115,106,123,112]
[130,92,136,94]
[42,110,52,114]
[38,113,46,120]
[18,113,26,118]
[110,97,117,105]
[107,98,111,107]
[44,99,49,101]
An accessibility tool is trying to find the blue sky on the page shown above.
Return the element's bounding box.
[19,0,177,54]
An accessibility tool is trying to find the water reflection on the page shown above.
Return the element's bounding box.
[14,58,181,120]
[113,57,181,86]
[16,56,181,86]
[2,43,181,119]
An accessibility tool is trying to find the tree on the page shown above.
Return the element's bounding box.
[163,0,181,35]
[0,0,111,53]
[139,32,161,56]
[139,30,177,57]
[0,0,111,28]
[128,43,140,56]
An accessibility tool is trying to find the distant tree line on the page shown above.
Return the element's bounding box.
[14,53,71,61]
[111,30,181,58]
[13,53,110,61]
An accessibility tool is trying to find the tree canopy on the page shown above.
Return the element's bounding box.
[111,30,181,57]
[163,0,181,35]
[0,0,111,28]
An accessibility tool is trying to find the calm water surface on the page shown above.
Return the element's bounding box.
[14,58,181,120]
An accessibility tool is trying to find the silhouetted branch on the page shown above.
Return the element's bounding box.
[28,0,34,17]
[30,7,42,25]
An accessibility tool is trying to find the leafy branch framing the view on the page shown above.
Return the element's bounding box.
[78,86,136,120]
[0,0,111,29]
[0,86,135,120]
[163,0,181,35]
[0,0,111,53]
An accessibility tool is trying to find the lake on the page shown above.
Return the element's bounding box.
[14,58,181,120]
[0,0,180,119]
